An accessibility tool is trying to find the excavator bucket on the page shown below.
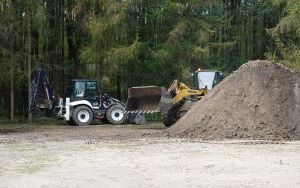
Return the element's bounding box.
[125,86,164,112]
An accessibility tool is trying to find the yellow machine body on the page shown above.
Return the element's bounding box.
[168,80,207,104]
[125,80,207,113]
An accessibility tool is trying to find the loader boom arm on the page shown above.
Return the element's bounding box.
[169,80,207,104]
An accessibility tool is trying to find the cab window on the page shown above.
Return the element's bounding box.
[85,82,98,97]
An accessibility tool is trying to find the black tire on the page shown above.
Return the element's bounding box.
[162,99,196,127]
[72,105,93,126]
[178,100,194,117]
[106,104,126,125]
[162,102,181,127]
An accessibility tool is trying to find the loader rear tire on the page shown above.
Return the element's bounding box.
[106,104,126,125]
[72,105,93,126]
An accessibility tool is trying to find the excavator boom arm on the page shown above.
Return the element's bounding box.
[30,67,55,113]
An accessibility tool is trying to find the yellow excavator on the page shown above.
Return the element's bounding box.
[125,70,224,127]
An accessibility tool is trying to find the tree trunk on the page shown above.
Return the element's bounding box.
[61,0,65,94]
[27,14,32,124]
[117,73,121,100]
[10,62,14,121]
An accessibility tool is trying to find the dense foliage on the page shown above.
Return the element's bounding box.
[0,0,299,119]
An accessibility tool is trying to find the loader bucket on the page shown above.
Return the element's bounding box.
[125,86,163,112]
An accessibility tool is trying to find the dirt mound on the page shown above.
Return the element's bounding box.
[167,60,300,140]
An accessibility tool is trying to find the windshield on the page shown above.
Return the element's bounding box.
[197,72,216,90]
[85,81,97,97]
[73,81,98,98]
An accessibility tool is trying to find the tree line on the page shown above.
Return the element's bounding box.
[0,0,299,120]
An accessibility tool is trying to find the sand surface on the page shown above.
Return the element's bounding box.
[0,125,299,188]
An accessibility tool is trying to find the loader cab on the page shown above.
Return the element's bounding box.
[192,70,224,90]
[67,79,100,107]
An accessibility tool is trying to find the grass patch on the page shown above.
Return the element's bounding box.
[0,166,7,174]
[145,112,161,122]
[104,143,131,149]
[73,144,90,152]
[0,115,65,125]
[6,143,56,174]
[0,116,67,133]
[18,163,45,174]
[0,124,28,133]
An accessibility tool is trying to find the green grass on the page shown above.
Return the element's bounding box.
[18,155,54,174]
[18,164,45,174]
[0,166,7,174]
[0,117,66,133]
[0,123,28,132]
[0,114,65,125]
[0,112,163,133]
[3,142,57,174]
[145,112,162,122]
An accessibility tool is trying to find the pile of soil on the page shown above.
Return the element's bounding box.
[167,60,300,140]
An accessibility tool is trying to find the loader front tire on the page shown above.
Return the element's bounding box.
[178,100,194,117]
[162,99,195,127]
[162,102,181,127]
[106,104,126,125]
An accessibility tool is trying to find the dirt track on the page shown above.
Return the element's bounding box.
[0,124,300,188]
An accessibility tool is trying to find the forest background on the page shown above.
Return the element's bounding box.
[0,0,299,119]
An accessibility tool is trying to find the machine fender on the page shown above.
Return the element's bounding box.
[69,100,94,109]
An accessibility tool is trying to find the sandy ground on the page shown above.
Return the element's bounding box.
[0,124,300,188]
